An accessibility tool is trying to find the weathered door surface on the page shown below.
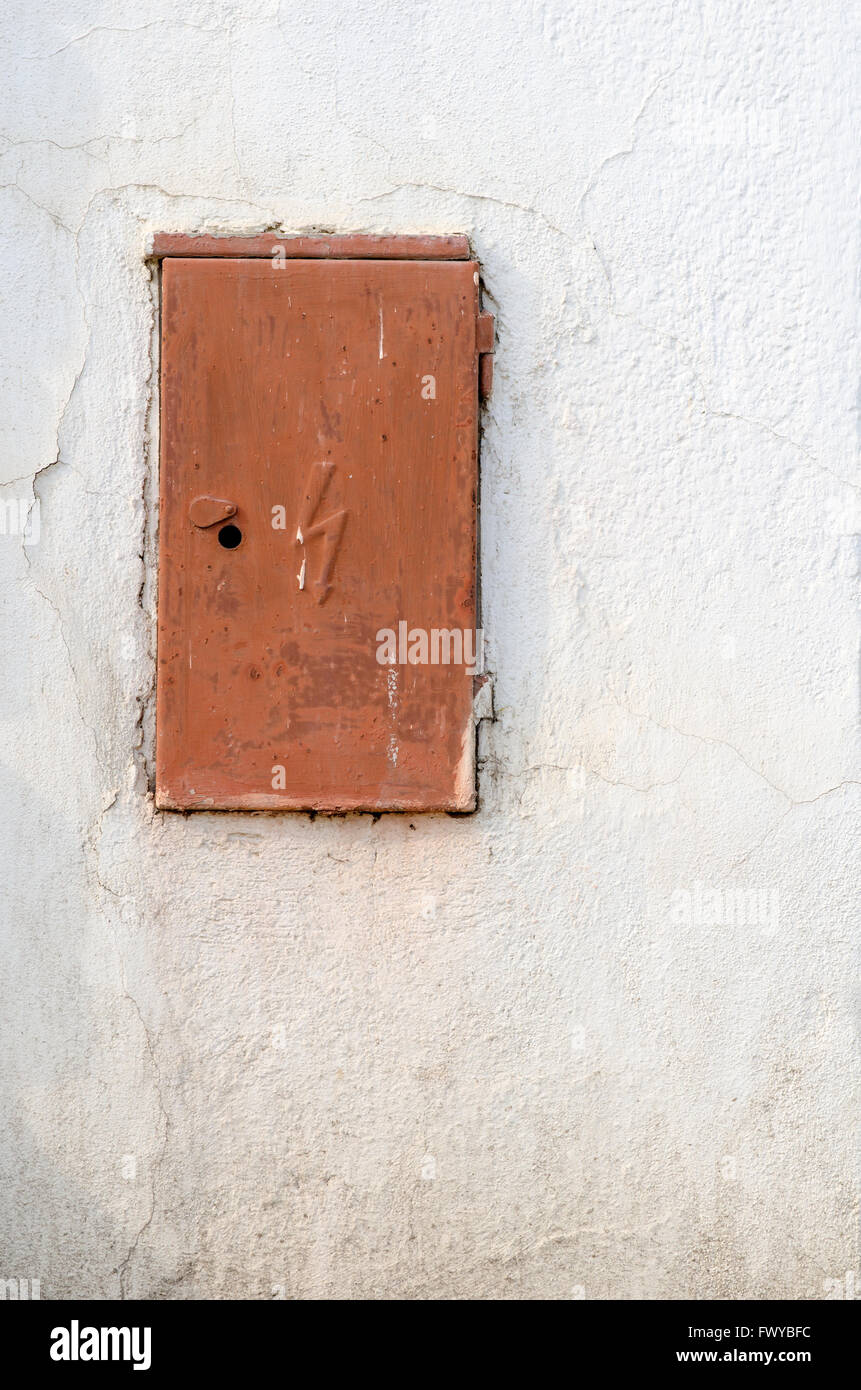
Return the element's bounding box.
[156,245,485,811]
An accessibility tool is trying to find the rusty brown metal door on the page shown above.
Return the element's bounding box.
[156,244,488,812]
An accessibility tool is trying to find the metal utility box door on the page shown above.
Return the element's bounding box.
[156,238,489,812]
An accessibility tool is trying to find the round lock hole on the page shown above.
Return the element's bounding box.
[218,524,242,549]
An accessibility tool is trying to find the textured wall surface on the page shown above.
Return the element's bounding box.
[0,0,858,1299]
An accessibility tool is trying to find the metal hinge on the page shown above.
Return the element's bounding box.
[477,310,495,399]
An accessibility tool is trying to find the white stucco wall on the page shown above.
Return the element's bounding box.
[1,0,858,1299]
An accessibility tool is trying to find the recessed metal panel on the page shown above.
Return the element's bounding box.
[156,254,482,811]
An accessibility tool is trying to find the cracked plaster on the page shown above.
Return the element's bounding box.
[0,0,858,1300]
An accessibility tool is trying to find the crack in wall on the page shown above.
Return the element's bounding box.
[599,697,860,808]
[21,20,227,62]
[513,751,700,799]
[133,258,160,793]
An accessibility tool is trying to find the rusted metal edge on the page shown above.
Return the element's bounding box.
[476,311,495,354]
[151,232,471,260]
[477,310,495,399]
[156,793,476,813]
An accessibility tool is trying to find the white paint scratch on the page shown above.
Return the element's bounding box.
[386,665,398,766]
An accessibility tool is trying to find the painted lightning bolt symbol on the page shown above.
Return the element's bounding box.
[295,461,348,605]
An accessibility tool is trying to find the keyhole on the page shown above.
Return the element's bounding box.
[218,524,242,549]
